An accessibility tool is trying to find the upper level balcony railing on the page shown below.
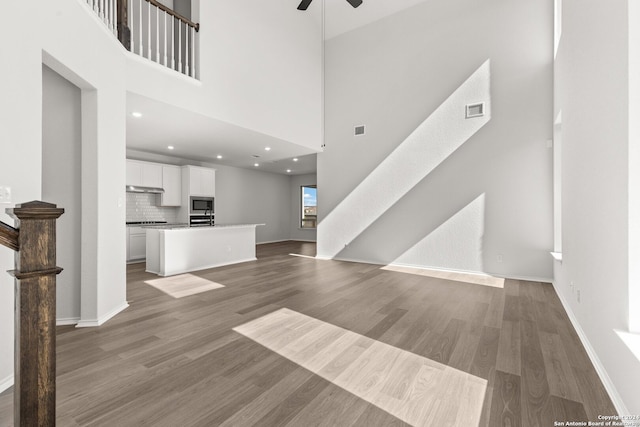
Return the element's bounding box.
[85,0,199,79]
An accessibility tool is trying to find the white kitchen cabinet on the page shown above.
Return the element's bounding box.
[127,227,146,262]
[186,166,215,197]
[161,165,182,206]
[126,160,163,188]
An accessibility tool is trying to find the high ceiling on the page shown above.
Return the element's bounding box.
[126,0,429,175]
[323,0,429,39]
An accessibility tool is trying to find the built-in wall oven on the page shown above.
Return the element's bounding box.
[190,197,214,227]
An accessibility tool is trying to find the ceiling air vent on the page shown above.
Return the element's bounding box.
[354,125,366,136]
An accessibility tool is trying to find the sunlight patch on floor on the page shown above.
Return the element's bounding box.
[289,253,318,259]
[233,308,487,427]
[145,273,225,298]
[381,264,504,288]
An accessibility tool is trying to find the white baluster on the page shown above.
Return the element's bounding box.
[100,0,105,20]
[171,17,175,70]
[190,25,195,78]
[178,20,182,73]
[93,0,98,13]
[129,0,135,53]
[146,1,151,59]
[112,0,116,35]
[184,24,190,77]
[155,5,160,63]
[163,11,168,66]
[138,0,143,56]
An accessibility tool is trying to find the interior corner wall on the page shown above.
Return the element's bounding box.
[42,0,128,327]
[554,0,639,414]
[0,2,43,392]
[290,174,317,242]
[42,65,82,324]
[318,0,554,279]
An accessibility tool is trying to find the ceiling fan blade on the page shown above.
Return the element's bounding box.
[297,0,313,10]
[346,0,363,8]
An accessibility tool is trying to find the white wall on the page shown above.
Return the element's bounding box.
[126,0,323,152]
[0,1,43,392]
[290,174,317,242]
[0,0,130,391]
[318,0,554,280]
[553,0,640,414]
[42,65,83,324]
[127,150,293,243]
[41,0,128,328]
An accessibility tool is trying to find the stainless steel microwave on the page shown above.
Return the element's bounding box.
[190,197,214,214]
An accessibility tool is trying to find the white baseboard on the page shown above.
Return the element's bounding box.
[289,239,317,243]
[56,317,80,326]
[551,281,629,416]
[76,301,129,328]
[0,374,13,394]
[257,239,290,245]
[317,255,553,283]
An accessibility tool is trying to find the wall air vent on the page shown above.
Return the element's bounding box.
[354,125,366,136]
[465,102,485,118]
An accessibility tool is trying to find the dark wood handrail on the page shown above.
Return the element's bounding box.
[0,221,19,251]
[145,0,200,31]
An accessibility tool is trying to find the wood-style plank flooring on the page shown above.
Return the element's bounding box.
[0,241,617,426]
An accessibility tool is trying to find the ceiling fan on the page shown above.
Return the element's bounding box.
[297,0,363,11]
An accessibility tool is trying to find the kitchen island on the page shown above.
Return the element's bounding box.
[145,224,264,276]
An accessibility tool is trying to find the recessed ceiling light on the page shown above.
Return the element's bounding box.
[286,169,292,173]
[293,158,299,162]
[254,163,259,167]
[265,147,271,151]
[217,155,223,159]
[167,146,174,150]
[132,112,142,118]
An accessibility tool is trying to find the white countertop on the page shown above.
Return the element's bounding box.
[143,223,264,230]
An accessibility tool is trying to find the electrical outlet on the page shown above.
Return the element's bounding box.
[496,254,503,263]
[577,289,581,303]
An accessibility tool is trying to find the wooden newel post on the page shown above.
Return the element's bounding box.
[7,201,64,427]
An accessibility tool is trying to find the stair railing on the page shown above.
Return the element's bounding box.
[85,0,200,78]
[0,201,64,427]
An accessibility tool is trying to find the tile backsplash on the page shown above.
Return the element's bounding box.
[126,193,179,223]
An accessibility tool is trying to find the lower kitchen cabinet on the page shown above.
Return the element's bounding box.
[127,227,146,262]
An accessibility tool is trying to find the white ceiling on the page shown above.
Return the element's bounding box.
[126,92,318,175]
[322,0,429,40]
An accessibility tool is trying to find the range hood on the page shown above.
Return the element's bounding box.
[126,185,164,194]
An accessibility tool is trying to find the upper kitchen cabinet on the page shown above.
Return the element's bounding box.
[126,160,163,188]
[161,165,182,206]
[184,166,215,197]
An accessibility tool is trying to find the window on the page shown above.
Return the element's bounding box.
[301,185,317,229]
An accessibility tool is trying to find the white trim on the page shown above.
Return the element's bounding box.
[317,255,553,283]
[56,317,80,326]
[257,239,317,245]
[76,302,129,328]
[0,374,13,394]
[550,251,563,262]
[257,239,291,245]
[552,281,629,416]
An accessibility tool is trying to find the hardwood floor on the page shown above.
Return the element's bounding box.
[0,241,617,426]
